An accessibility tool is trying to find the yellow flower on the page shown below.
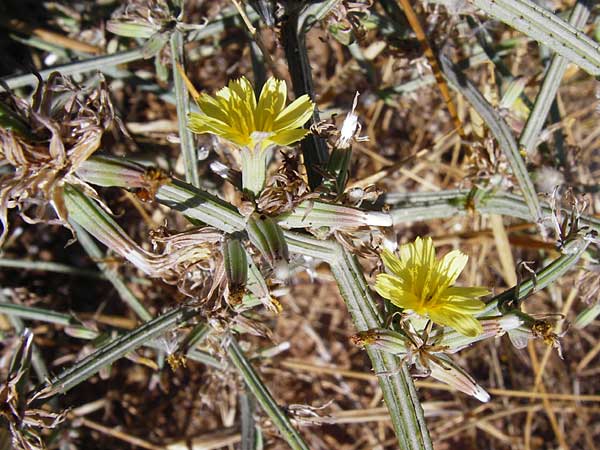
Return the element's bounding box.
[188,76,314,151]
[375,237,489,337]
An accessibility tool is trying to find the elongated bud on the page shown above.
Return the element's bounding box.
[247,213,289,268]
[325,147,352,194]
[430,356,490,403]
[77,156,147,188]
[78,156,171,203]
[276,200,392,230]
[440,314,524,353]
[106,21,160,39]
[224,237,248,294]
[63,184,143,264]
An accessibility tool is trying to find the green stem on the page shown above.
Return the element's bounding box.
[485,239,590,313]
[170,29,200,187]
[330,247,433,450]
[227,337,310,450]
[34,305,198,399]
[0,258,103,279]
[241,147,268,197]
[385,188,600,233]
[0,6,253,89]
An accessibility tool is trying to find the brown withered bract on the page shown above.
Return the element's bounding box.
[134,166,171,203]
[167,353,187,371]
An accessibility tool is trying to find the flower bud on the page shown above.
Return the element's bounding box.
[247,213,289,267]
[223,237,248,294]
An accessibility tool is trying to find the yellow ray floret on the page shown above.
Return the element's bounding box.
[375,237,489,337]
[188,76,314,151]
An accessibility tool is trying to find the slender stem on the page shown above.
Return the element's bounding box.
[35,305,198,399]
[227,337,310,450]
[385,188,600,234]
[0,258,103,279]
[171,29,200,187]
[239,392,257,450]
[0,301,221,368]
[485,239,590,313]
[519,0,592,157]
[470,0,600,76]
[0,48,144,90]
[0,6,250,89]
[73,223,153,322]
[574,303,600,329]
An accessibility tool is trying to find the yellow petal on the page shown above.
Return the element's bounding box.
[437,249,468,286]
[256,77,286,130]
[388,289,422,311]
[188,113,250,147]
[380,249,405,276]
[399,236,436,271]
[273,94,314,131]
[398,236,437,299]
[228,77,257,111]
[429,309,483,337]
[441,297,485,313]
[270,128,309,146]
[374,273,402,299]
[197,94,231,124]
[443,286,490,299]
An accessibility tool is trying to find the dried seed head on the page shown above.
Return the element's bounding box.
[107,0,174,37]
[0,73,118,246]
[256,152,318,215]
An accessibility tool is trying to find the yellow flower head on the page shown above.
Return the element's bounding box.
[188,76,314,151]
[375,237,489,337]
